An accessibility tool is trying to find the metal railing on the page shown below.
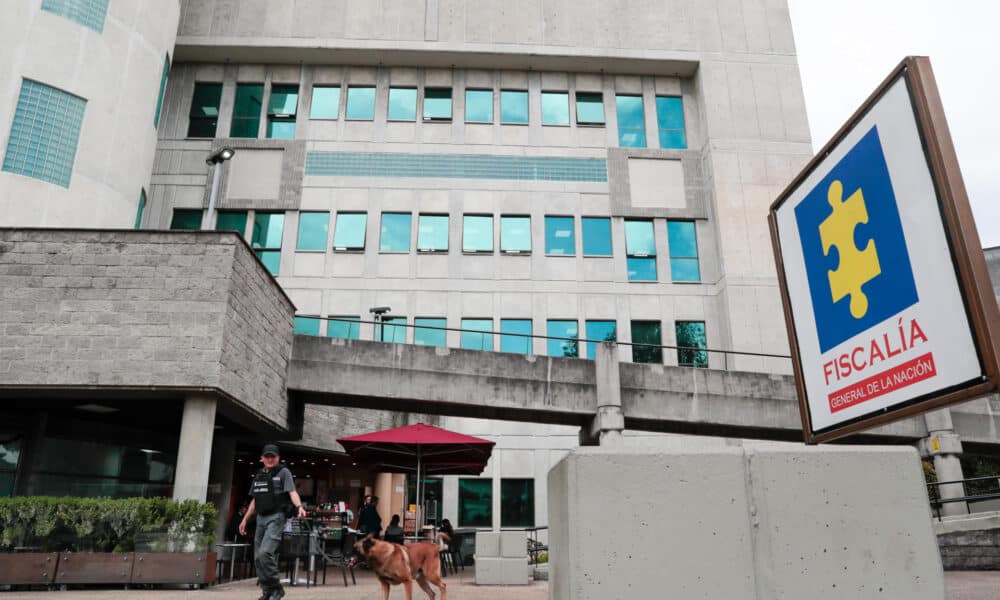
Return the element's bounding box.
[926,475,1000,519]
[526,526,548,564]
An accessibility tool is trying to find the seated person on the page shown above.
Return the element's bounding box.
[384,514,404,544]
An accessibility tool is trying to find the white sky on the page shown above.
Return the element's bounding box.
[787,0,1000,248]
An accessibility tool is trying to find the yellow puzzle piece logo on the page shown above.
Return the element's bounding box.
[818,180,881,319]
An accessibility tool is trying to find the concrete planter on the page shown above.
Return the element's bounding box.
[0,553,59,585]
[131,552,217,585]
[54,553,134,585]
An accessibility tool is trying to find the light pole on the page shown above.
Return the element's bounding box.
[369,306,391,341]
[201,147,235,230]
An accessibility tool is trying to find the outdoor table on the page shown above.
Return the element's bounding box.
[215,542,251,582]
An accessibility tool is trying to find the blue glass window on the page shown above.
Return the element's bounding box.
[585,320,617,360]
[41,0,108,32]
[215,211,248,235]
[461,319,493,351]
[500,90,528,124]
[625,220,656,281]
[575,92,604,125]
[294,316,321,336]
[230,83,264,137]
[134,189,146,229]
[545,216,575,256]
[154,55,170,128]
[667,220,700,282]
[465,89,493,123]
[500,319,532,354]
[333,212,367,251]
[463,215,493,252]
[252,212,284,274]
[170,209,202,230]
[2,80,86,188]
[328,316,361,340]
[676,321,708,368]
[656,96,686,149]
[345,86,376,120]
[379,213,412,252]
[379,317,407,343]
[267,84,298,139]
[541,92,569,126]
[581,217,612,256]
[423,88,452,121]
[414,318,447,347]
[310,86,340,119]
[417,214,449,252]
[500,216,530,253]
[388,87,417,121]
[188,82,222,138]
[616,95,646,147]
[631,321,662,364]
[297,212,329,251]
[547,320,579,358]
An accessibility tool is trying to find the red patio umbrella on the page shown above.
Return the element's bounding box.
[337,423,495,527]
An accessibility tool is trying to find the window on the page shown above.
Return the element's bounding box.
[328,316,361,340]
[2,80,86,188]
[676,321,708,368]
[625,220,657,281]
[616,95,646,147]
[417,214,448,252]
[414,318,447,347]
[333,212,367,251]
[187,83,222,138]
[500,319,532,354]
[297,212,329,251]
[153,55,170,128]
[463,215,493,253]
[465,89,493,123]
[461,319,493,351]
[541,92,569,126]
[134,189,146,230]
[170,209,202,230]
[251,212,284,274]
[500,216,530,254]
[267,84,298,139]
[631,321,662,364]
[41,0,108,32]
[667,220,700,282]
[379,213,412,253]
[310,86,340,119]
[458,478,492,527]
[215,210,247,235]
[0,435,21,497]
[500,90,528,124]
[294,316,321,336]
[423,88,452,121]
[582,217,612,256]
[230,83,263,137]
[388,87,417,121]
[656,96,686,149]
[585,320,617,360]
[547,320,579,358]
[575,92,605,125]
[501,479,534,528]
[345,86,376,120]
[378,317,407,343]
[545,216,575,256]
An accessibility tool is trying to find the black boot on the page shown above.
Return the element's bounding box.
[257,580,277,600]
[268,584,286,600]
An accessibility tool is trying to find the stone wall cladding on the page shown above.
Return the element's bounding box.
[937,528,1000,570]
[297,405,412,452]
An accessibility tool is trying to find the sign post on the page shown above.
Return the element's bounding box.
[769,56,1000,443]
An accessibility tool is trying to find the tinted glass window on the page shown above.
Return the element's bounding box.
[500,216,531,253]
[215,211,247,236]
[500,479,534,527]
[500,319,532,354]
[154,55,170,128]
[266,84,298,139]
[656,96,686,149]
[414,318,447,347]
[465,89,493,123]
[388,87,417,121]
[417,214,448,252]
[252,212,284,274]
[585,320,617,360]
[380,213,412,252]
[541,92,569,125]
[676,321,708,367]
[333,213,367,250]
[545,216,575,255]
[616,95,646,147]
[231,83,263,137]
[575,92,605,125]
[345,86,376,120]
[463,215,493,252]
[631,321,662,364]
[627,257,657,281]
[379,317,407,343]
[328,316,361,340]
[310,86,340,119]
[188,83,222,137]
[297,212,329,251]
[170,209,202,230]
[547,320,579,358]
[500,90,528,124]
[458,479,492,527]
[667,220,700,282]
[581,217,612,256]
[423,88,452,121]
[461,319,493,351]
[134,189,146,230]
[294,316,321,336]
[625,220,656,256]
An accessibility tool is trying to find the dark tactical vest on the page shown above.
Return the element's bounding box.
[251,466,291,516]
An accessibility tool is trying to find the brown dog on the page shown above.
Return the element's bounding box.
[354,534,448,600]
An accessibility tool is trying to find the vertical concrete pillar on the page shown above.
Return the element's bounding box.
[919,408,967,517]
[593,342,625,447]
[172,395,218,503]
[208,435,237,543]
[13,411,47,496]
[375,472,395,529]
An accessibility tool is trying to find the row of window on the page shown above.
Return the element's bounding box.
[458,478,533,528]
[293,315,709,367]
[170,208,701,282]
[42,0,108,33]
[187,81,686,148]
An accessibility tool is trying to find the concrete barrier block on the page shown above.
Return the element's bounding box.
[474,556,504,585]
[501,557,530,585]
[475,531,500,557]
[549,446,945,600]
[500,530,525,557]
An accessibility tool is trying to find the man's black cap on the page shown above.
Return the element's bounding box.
[261,443,280,457]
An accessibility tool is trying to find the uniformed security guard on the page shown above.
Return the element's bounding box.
[239,444,306,600]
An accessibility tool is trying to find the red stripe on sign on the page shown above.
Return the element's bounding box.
[827,352,937,413]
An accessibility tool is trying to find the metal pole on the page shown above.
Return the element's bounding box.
[416,446,423,530]
[200,161,223,230]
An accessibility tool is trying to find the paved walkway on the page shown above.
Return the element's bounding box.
[3,569,998,598]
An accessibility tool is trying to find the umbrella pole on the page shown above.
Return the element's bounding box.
[416,446,423,530]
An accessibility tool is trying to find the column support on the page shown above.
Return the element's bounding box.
[173,395,218,503]
[918,408,967,517]
[591,341,625,447]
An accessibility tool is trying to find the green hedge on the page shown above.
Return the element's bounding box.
[0,497,217,553]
